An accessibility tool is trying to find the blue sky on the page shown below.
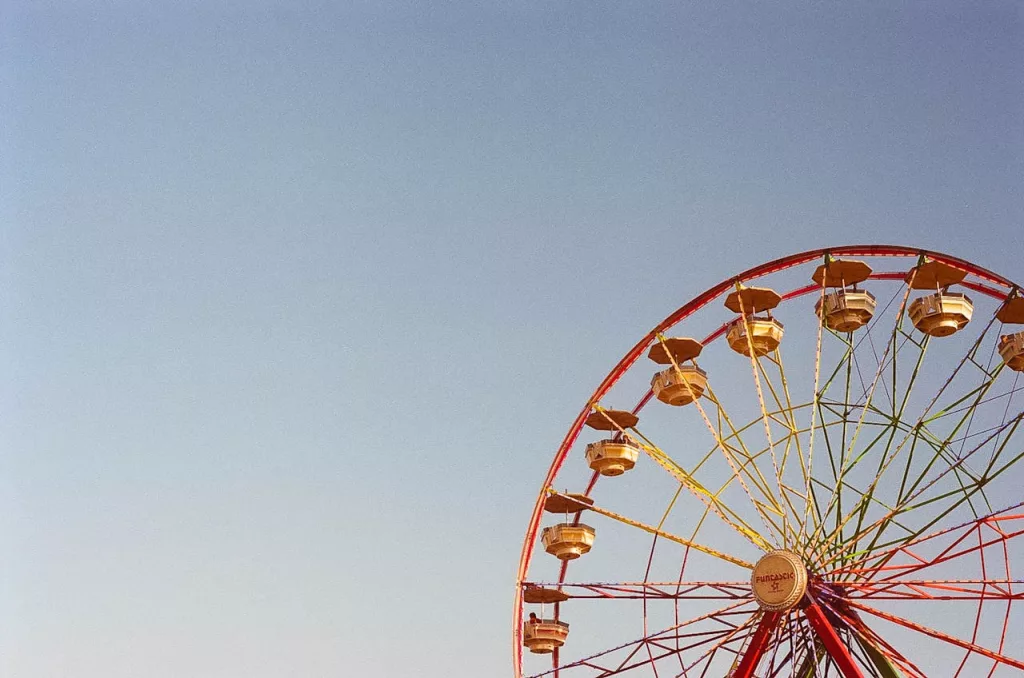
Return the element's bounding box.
[2,2,1022,676]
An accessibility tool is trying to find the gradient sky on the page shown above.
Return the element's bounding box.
[2,2,1022,676]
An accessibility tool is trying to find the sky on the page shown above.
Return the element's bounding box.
[1,2,1022,677]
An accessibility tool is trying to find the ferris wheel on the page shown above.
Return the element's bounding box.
[514,246,1024,678]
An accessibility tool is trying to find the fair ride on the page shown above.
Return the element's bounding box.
[514,246,1024,677]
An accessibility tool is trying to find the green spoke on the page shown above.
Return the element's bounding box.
[822,313,1007,566]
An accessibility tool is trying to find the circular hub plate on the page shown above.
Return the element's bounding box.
[750,550,808,611]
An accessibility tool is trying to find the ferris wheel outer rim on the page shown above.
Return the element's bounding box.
[513,244,1022,677]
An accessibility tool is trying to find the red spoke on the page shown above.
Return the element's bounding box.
[670,610,762,676]
[526,601,755,677]
[826,505,1024,581]
[987,530,1015,677]
[950,528,989,675]
[842,598,1024,670]
[525,581,751,600]
[866,524,1024,583]
[840,578,1024,600]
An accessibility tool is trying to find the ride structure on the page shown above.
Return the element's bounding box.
[514,246,1024,677]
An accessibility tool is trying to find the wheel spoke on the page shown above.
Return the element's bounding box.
[547,490,755,570]
[735,288,796,546]
[592,404,775,550]
[840,578,1024,601]
[720,610,782,678]
[807,278,918,561]
[651,336,788,546]
[826,502,1024,580]
[800,280,830,546]
[525,601,756,677]
[840,315,1006,563]
[525,581,751,600]
[816,414,1021,575]
[841,598,1024,670]
[831,606,925,678]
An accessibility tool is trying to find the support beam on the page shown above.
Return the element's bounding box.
[731,611,781,678]
[803,599,865,678]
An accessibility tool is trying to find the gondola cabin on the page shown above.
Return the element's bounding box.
[727,317,784,357]
[724,286,784,357]
[651,365,707,406]
[908,292,973,337]
[811,259,876,332]
[586,439,641,476]
[999,332,1024,372]
[523,618,569,654]
[541,523,596,560]
[815,290,876,332]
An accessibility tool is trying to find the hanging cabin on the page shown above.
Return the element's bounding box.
[724,286,784,357]
[905,261,974,337]
[811,259,876,332]
[648,337,707,406]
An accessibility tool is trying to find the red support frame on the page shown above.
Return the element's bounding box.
[731,611,782,678]
[803,598,865,678]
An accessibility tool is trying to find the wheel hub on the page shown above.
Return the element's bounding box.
[751,550,808,612]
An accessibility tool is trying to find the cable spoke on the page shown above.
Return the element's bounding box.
[525,581,751,601]
[807,276,918,559]
[735,289,795,546]
[592,404,775,551]
[525,601,756,678]
[651,336,788,547]
[546,490,755,570]
[841,599,1024,670]
[840,578,1024,601]
[819,420,1024,574]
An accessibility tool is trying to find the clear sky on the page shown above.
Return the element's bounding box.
[2,2,1022,676]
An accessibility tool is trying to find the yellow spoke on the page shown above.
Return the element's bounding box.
[801,280,828,543]
[763,348,810,528]
[593,405,772,550]
[735,287,794,546]
[547,489,755,570]
[704,393,784,509]
[652,336,788,546]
